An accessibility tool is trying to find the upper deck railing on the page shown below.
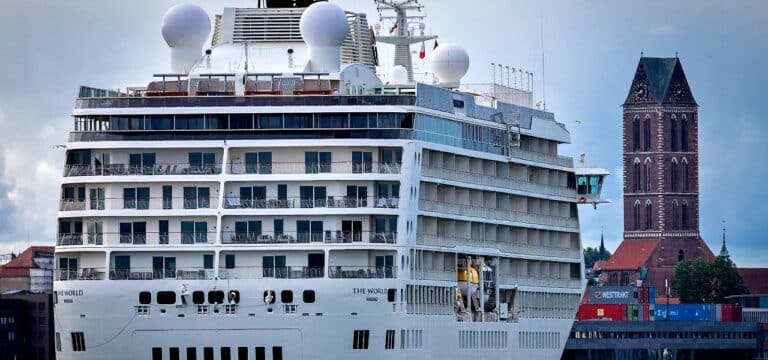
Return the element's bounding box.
[74,95,416,109]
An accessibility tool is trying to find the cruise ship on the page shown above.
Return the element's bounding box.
[53,1,609,359]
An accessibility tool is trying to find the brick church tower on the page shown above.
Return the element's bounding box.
[601,56,714,290]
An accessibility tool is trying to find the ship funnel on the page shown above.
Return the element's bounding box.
[300,2,349,73]
[161,4,211,74]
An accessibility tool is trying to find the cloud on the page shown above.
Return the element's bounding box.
[648,24,679,36]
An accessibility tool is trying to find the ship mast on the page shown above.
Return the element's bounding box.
[374,0,437,81]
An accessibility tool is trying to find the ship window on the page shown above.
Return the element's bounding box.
[385,329,396,349]
[55,332,61,352]
[208,291,225,304]
[152,347,162,360]
[255,347,266,360]
[157,291,176,305]
[258,114,283,129]
[388,289,396,302]
[228,291,240,304]
[203,254,213,269]
[186,348,196,360]
[304,151,332,173]
[139,291,151,304]
[192,291,205,304]
[353,330,370,349]
[148,115,173,130]
[225,254,236,269]
[569,264,581,279]
[170,347,179,360]
[237,347,248,360]
[318,113,348,128]
[220,347,231,360]
[350,113,370,128]
[281,290,293,303]
[204,347,214,360]
[303,290,315,303]
[71,332,86,352]
[272,346,283,360]
[229,114,253,129]
[284,114,312,128]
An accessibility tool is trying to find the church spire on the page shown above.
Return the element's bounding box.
[598,227,607,261]
[719,220,730,259]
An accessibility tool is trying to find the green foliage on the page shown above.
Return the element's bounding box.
[671,257,749,303]
[583,246,611,268]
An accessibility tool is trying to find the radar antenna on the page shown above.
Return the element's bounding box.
[374,0,437,81]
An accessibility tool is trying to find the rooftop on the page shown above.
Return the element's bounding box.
[0,246,54,278]
[601,239,661,271]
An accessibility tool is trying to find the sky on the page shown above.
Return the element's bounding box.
[0,0,766,265]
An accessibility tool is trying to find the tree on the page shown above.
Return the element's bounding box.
[671,257,748,303]
[583,246,611,268]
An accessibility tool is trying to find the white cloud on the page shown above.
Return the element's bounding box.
[648,24,679,36]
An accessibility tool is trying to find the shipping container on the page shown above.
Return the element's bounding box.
[577,304,628,321]
[649,286,656,304]
[642,304,652,321]
[715,303,723,321]
[653,304,713,321]
[628,304,640,320]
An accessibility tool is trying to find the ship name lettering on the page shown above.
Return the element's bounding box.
[353,288,388,295]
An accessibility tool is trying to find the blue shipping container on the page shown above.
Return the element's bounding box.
[653,304,713,321]
[649,286,656,304]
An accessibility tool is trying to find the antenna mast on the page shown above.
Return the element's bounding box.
[374,0,437,81]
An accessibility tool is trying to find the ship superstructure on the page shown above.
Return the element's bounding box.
[53,2,606,359]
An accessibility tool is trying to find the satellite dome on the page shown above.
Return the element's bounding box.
[161,4,211,48]
[430,43,470,87]
[300,1,349,47]
[389,65,408,84]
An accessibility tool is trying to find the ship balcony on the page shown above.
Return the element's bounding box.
[57,231,216,246]
[221,230,396,245]
[63,163,222,177]
[218,266,324,280]
[328,265,396,279]
[416,233,581,259]
[54,268,106,281]
[507,147,573,168]
[227,161,401,175]
[418,199,579,229]
[59,196,220,212]
[420,166,575,199]
[108,267,213,281]
[498,273,582,289]
[222,195,398,210]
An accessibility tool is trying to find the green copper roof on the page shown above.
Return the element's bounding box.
[640,57,678,100]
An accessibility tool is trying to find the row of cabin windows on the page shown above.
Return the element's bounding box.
[76,113,413,132]
[151,346,282,360]
[140,290,315,305]
[64,217,397,246]
[632,201,689,230]
[631,115,690,152]
[631,159,690,192]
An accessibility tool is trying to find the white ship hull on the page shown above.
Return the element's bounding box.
[55,279,575,359]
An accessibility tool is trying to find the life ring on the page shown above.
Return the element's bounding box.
[578,196,588,204]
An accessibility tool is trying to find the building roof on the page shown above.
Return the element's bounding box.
[601,239,662,271]
[592,260,607,271]
[0,246,54,278]
[639,57,678,101]
[738,268,768,295]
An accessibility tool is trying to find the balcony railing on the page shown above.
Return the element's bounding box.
[507,147,573,168]
[57,231,215,246]
[416,233,581,259]
[227,161,401,175]
[59,199,86,211]
[418,199,579,228]
[328,266,396,279]
[63,163,222,177]
[55,268,106,281]
[218,266,323,280]
[108,267,213,280]
[60,196,220,211]
[221,231,396,245]
[498,274,581,288]
[222,196,398,209]
[421,166,575,198]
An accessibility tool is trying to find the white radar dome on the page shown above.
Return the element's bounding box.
[300,1,349,47]
[389,65,408,84]
[161,4,211,48]
[430,43,470,87]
